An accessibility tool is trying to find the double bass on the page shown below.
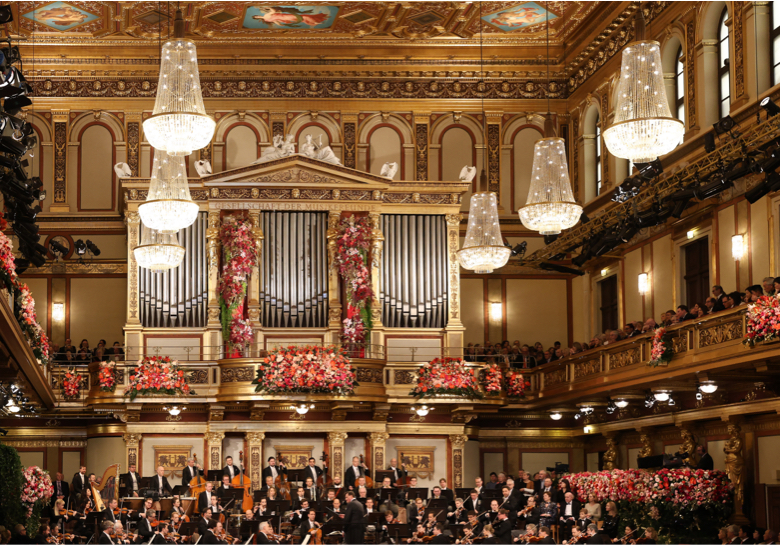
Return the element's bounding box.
[396,452,408,487]
[317,451,333,488]
[189,454,208,513]
[231,451,255,513]
[275,452,291,500]
[359,454,374,488]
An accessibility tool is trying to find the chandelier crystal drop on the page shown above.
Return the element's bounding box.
[138,150,199,234]
[134,226,185,272]
[602,9,684,163]
[457,171,511,274]
[142,9,215,156]
[518,118,582,235]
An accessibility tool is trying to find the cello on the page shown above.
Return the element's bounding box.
[188,453,208,513]
[231,451,255,513]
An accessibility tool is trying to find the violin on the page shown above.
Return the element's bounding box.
[215,529,238,544]
[113,507,133,516]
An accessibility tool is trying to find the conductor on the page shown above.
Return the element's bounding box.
[342,491,365,544]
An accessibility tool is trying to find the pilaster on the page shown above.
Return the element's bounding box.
[51,109,69,212]
[124,211,141,330]
[326,211,343,344]
[125,112,142,177]
[445,214,465,355]
[206,431,226,471]
[247,210,264,352]
[206,211,222,358]
[328,432,348,477]
[342,113,358,169]
[449,434,468,489]
[368,211,384,349]
[414,114,430,181]
[246,431,265,491]
[123,433,142,474]
[368,432,390,482]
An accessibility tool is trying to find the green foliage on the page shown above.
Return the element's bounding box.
[0,444,25,533]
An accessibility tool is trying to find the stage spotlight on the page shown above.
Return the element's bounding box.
[49,240,68,256]
[618,221,639,243]
[667,395,675,406]
[74,239,87,256]
[704,132,716,153]
[696,391,703,401]
[713,115,736,135]
[510,241,527,258]
[572,252,589,268]
[761,97,780,117]
[573,412,582,420]
[606,400,617,415]
[671,198,692,219]
[85,240,101,256]
[0,6,13,24]
[636,159,663,180]
[694,175,731,200]
[543,234,558,245]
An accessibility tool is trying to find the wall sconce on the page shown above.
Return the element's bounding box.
[600,268,608,277]
[52,303,65,322]
[732,234,745,261]
[686,229,696,240]
[489,302,502,321]
[637,273,649,295]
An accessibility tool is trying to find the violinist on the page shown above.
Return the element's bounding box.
[304,457,323,484]
[198,510,213,537]
[537,526,556,544]
[463,490,481,513]
[203,521,227,544]
[482,499,500,525]
[614,525,636,544]
[148,522,171,544]
[519,497,541,527]
[429,522,449,544]
[492,509,513,544]
[563,526,584,545]
[257,521,278,544]
[170,498,186,520]
[217,475,233,498]
[381,510,401,542]
[36,524,52,544]
[136,510,156,543]
[261,456,286,483]
[515,523,538,543]
[409,497,426,527]
[98,521,115,544]
[584,523,610,544]
[424,512,439,534]
[461,511,483,541]
[103,499,120,524]
[388,457,407,487]
[498,486,518,512]
[137,498,154,520]
[479,523,500,544]
[447,498,468,524]
[636,527,657,544]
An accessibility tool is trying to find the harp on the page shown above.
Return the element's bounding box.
[91,463,120,510]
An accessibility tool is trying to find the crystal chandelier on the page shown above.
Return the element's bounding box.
[134,226,185,272]
[518,116,582,235]
[142,9,215,156]
[139,150,199,234]
[457,171,512,274]
[602,8,684,163]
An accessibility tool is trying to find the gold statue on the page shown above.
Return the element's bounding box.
[724,423,744,503]
[680,428,699,467]
[603,437,619,470]
[638,432,653,459]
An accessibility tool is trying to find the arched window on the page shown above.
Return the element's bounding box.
[772,1,780,85]
[718,7,731,118]
[675,45,685,123]
[595,113,602,196]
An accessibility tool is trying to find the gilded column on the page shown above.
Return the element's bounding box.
[125,211,141,327]
[51,109,69,212]
[247,211,264,353]
[449,434,468,489]
[342,114,358,169]
[326,211,343,343]
[123,433,142,473]
[125,112,142,177]
[445,214,465,355]
[206,431,225,472]
[414,115,430,181]
[328,432,348,478]
[246,432,265,491]
[368,432,390,482]
[368,212,384,349]
[206,212,222,358]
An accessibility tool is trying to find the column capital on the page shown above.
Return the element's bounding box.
[246,432,266,444]
[445,214,462,227]
[449,434,468,449]
[125,210,141,225]
[123,433,142,446]
[206,431,225,445]
[328,432,348,445]
[368,432,390,444]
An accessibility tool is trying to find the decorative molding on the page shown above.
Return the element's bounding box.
[125,211,140,322]
[28,261,128,275]
[672,335,688,354]
[343,122,356,169]
[394,370,415,385]
[53,121,67,203]
[187,370,209,384]
[355,367,383,384]
[127,121,140,177]
[686,21,697,128]
[698,320,744,347]
[733,4,745,100]
[609,346,642,369]
[544,367,567,386]
[573,358,600,379]
[415,123,428,181]
[487,123,501,193]
[220,366,255,383]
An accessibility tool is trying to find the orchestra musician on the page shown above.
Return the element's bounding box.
[223,455,241,479]
[98,521,115,544]
[290,499,310,525]
[293,486,308,508]
[331,475,344,489]
[463,489,481,513]
[447,497,468,524]
[482,499,500,525]
[136,498,154,519]
[170,497,186,519]
[203,521,228,544]
[304,457,323,484]
[266,486,279,502]
[254,497,273,517]
[537,525,556,544]
[516,522,538,543]
[261,456,286,482]
[519,497,542,527]
[303,477,321,503]
[585,523,611,544]
[123,464,141,498]
[331,497,344,515]
[71,466,88,501]
[136,509,156,543]
[344,456,367,490]
[388,458,407,487]
[182,458,203,487]
[152,465,174,510]
[198,510,213,537]
[257,521,278,544]
[408,497,426,527]
[492,509,513,544]
[499,486,519,513]
[563,526,585,544]
[364,497,377,515]
[480,523,501,544]
[397,476,419,506]
[428,522,450,544]
[381,510,401,542]
[209,495,225,518]
[198,482,216,513]
[217,475,233,498]
[299,508,322,536]
[259,475,278,497]
[102,499,121,524]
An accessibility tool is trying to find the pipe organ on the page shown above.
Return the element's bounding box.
[122,155,469,354]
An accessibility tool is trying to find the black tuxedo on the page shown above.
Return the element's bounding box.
[493,518,513,544]
[98,532,115,544]
[216,484,233,499]
[463,498,481,512]
[300,518,320,535]
[261,465,286,483]
[150,534,169,544]
[344,465,365,490]
[182,465,203,487]
[151,474,173,497]
[303,465,323,484]
[387,465,407,486]
[202,530,225,544]
[538,537,555,544]
[520,506,541,526]
[559,499,582,540]
[52,479,69,505]
[429,535,450,544]
[513,355,536,369]
[497,495,517,512]
[123,472,142,495]
[304,486,321,503]
[344,498,366,544]
[71,472,87,496]
[198,490,216,513]
[198,516,211,536]
[697,453,714,470]
[223,464,241,479]
[102,507,118,524]
[136,517,154,541]
[257,533,278,544]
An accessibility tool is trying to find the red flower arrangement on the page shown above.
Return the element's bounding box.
[252,345,358,395]
[411,357,483,399]
[0,213,50,365]
[505,370,530,398]
[124,356,191,401]
[62,368,83,399]
[99,361,117,392]
[744,294,780,347]
[649,327,673,367]
[21,466,53,506]
[484,364,503,395]
[218,217,258,352]
[335,216,373,344]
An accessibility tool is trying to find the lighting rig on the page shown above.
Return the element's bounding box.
[0,23,44,269]
[0,380,36,416]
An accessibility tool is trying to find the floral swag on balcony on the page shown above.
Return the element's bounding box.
[0,212,50,365]
[744,294,780,348]
[505,370,530,398]
[99,361,117,392]
[124,356,191,401]
[219,217,258,353]
[335,216,373,345]
[62,368,83,400]
[649,327,674,367]
[482,365,530,398]
[252,345,358,395]
[411,357,483,400]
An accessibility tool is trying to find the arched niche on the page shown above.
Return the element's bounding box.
[697,1,729,126]
[580,98,602,203]
[501,115,546,213]
[213,112,269,173]
[223,123,262,170]
[288,113,342,162]
[24,115,53,212]
[358,113,414,180]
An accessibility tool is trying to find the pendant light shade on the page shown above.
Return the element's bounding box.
[142,9,215,156]
[138,150,199,234]
[134,226,185,272]
[602,9,684,163]
[457,171,511,274]
[518,117,582,235]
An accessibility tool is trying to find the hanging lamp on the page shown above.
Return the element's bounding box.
[602,5,684,163]
[518,115,582,235]
[134,226,185,272]
[138,149,199,233]
[456,3,511,275]
[518,3,582,236]
[142,8,215,156]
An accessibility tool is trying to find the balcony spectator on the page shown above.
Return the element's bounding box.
[513,345,536,369]
[746,285,764,302]
[728,291,744,307]
[58,338,76,363]
[774,277,780,294]
[676,305,695,322]
[712,284,726,306]
[763,277,776,296]
[691,303,706,319]
[623,323,640,338]
[642,318,658,332]
[105,341,124,362]
[704,297,719,314]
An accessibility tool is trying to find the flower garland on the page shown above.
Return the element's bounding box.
[411,357,483,400]
[505,370,530,398]
[62,368,83,399]
[0,212,50,365]
[252,345,357,395]
[744,294,780,348]
[99,361,117,392]
[21,466,53,506]
[648,327,673,367]
[484,364,503,395]
[218,218,258,351]
[124,356,191,401]
[335,216,373,344]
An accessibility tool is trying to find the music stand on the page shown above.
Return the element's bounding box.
[387,523,410,543]
[222,488,245,509]
[267,500,290,514]
[374,470,393,484]
[86,510,102,538]
[455,487,472,500]
[207,470,223,482]
[482,489,501,500]
[239,519,260,536]
[449,525,466,540]
[286,469,306,485]
[427,498,450,513]
[171,485,189,497]
[379,488,397,503]
[406,487,428,500]
[178,522,197,540]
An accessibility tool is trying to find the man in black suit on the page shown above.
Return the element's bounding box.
[387,457,407,486]
[498,487,518,513]
[216,475,234,499]
[257,521,279,544]
[98,521,115,544]
[559,492,582,541]
[586,523,611,544]
[676,305,696,322]
[198,482,216,513]
[513,345,537,369]
[71,466,87,500]
[342,491,366,544]
[203,521,227,544]
[51,472,69,507]
[519,497,541,527]
[123,464,141,497]
[152,466,173,497]
[223,455,241,480]
[464,490,482,512]
[429,523,450,544]
[103,499,120,524]
[492,509,513,544]
[136,510,156,543]
[299,509,321,539]
[537,525,555,544]
[198,510,213,537]
[696,445,714,470]
[304,457,323,485]
[261,456,287,484]
[344,456,367,490]
[182,458,204,487]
